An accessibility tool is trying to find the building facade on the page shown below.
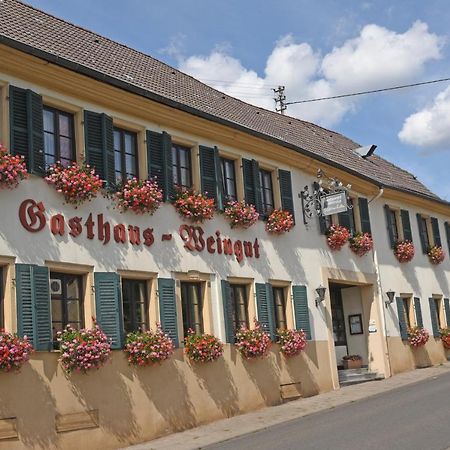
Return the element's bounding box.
[0,1,449,448]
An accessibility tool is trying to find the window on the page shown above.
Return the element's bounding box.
[338,198,356,235]
[172,144,192,189]
[230,284,249,331]
[273,287,287,330]
[181,282,203,336]
[402,298,412,328]
[220,157,237,201]
[43,106,75,167]
[122,279,149,333]
[50,272,83,344]
[389,209,400,243]
[434,298,443,329]
[420,216,431,249]
[259,169,274,216]
[113,128,138,183]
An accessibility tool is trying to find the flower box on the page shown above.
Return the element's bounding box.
[394,240,415,263]
[0,144,28,189]
[265,209,294,234]
[326,224,350,251]
[277,329,307,357]
[113,177,162,215]
[342,355,362,369]
[173,187,215,223]
[349,232,373,257]
[224,200,259,229]
[235,320,272,359]
[183,330,223,362]
[428,245,445,265]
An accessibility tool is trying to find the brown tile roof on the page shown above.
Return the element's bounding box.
[0,0,443,202]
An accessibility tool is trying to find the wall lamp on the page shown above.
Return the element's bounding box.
[315,285,327,306]
[385,289,395,307]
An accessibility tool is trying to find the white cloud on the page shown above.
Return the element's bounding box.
[178,21,442,127]
[399,86,450,150]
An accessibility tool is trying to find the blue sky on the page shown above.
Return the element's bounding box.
[26,0,450,199]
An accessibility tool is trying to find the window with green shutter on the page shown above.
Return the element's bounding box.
[84,111,115,188]
[255,282,276,340]
[396,297,408,340]
[146,130,173,201]
[158,278,179,347]
[445,223,450,254]
[413,297,423,328]
[429,297,441,338]
[416,214,431,253]
[292,285,311,340]
[338,198,356,235]
[400,210,413,242]
[16,264,52,351]
[358,197,371,234]
[242,158,263,214]
[94,272,123,349]
[444,298,450,327]
[384,205,399,248]
[221,281,250,343]
[431,217,442,247]
[278,169,295,222]
[199,145,224,209]
[9,85,45,175]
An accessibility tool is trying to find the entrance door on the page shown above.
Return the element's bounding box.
[330,284,347,367]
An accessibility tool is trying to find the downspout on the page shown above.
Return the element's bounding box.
[369,186,393,378]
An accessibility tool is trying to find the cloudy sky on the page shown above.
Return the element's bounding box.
[27,0,450,199]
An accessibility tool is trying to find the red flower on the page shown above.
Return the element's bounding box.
[326,224,350,251]
[114,177,163,215]
[428,245,445,265]
[0,144,28,189]
[349,232,373,257]
[394,240,415,263]
[265,209,294,234]
[173,187,215,222]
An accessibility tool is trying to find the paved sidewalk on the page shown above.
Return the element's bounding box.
[124,363,450,450]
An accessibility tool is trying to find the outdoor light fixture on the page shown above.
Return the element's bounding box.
[315,285,327,306]
[385,289,395,307]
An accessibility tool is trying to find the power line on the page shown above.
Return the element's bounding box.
[286,76,450,105]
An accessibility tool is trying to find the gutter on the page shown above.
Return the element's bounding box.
[1,35,449,208]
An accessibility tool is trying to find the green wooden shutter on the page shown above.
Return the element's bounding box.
[84,111,115,188]
[94,272,123,349]
[431,217,442,247]
[242,159,263,214]
[396,297,408,341]
[278,169,295,222]
[16,264,51,351]
[200,145,223,209]
[338,202,355,236]
[384,205,396,248]
[400,210,413,242]
[146,130,173,201]
[314,182,328,234]
[9,86,44,175]
[428,298,440,337]
[414,297,423,328]
[444,298,450,327]
[255,282,275,340]
[221,280,234,343]
[292,285,311,340]
[358,198,371,234]
[445,222,450,254]
[158,278,179,347]
[416,213,428,253]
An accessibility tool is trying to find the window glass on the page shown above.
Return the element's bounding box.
[122,279,149,334]
[259,169,274,216]
[403,298,412,328]
[114,128,138,183]
[230,284,249,331]
[389,209,399,242]
[172,145,192,189]
[181,282,203,336]
[434,298,442,329]
[43,107,75,168]
[221,158,237,201]
[273,287,287,330]
[50,272,83,345]
[421,217,430,249]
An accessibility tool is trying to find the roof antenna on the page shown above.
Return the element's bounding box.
[273,86,287,115]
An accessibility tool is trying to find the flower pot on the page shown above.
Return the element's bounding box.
[342,359,362,369]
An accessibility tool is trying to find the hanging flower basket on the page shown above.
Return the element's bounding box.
[173,187,215,222]
[326,224,350,251]
[407,326,430,348]
[440,328,450,349]
[235,320,272,359]
[45,161,103,206]
[224,200,259,229]
[428,245,445,265]
[0,144,28,189]
[57,323,111,374]
[277,329,307,357]
[113,177,163,215]
[265,209,294,234]
[183,329,224,363]
[394,240,415,263]
[124,325,174,366]
[0,331,33,372]
[349,232,373,257]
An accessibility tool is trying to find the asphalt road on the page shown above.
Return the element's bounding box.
[205,370,450,450]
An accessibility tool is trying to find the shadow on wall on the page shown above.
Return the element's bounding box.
[68,354,140,445]
[136,350,198,433]
[412,346,432,369]
[0,357,57,449]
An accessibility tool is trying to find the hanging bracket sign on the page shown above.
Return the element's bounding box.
[320,192,348,216]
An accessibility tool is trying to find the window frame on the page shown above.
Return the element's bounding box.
[229,283,250,332]
[113,126,139,184]
[172,143,193,189]
[180,281,204,336]
[433,296,443,329]
[259,168,275,217]
[272,286,288,330]
[401,296,414,328]
[43,105,76,168]
[121,278,150,334]
[220,156,238,202]
[49,271,84,345]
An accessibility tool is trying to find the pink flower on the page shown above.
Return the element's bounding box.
[265,209,294,234]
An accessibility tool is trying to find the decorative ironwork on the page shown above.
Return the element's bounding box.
[300,169,352,225]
